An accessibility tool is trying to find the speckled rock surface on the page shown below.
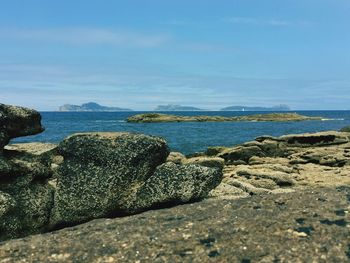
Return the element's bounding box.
[0,104,44,148]
[0,187,349,263]
[131,162,222,212]
[0,145,54,241]
[50,132,170,226]
[0,105,53,241]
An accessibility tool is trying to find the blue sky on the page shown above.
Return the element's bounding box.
[0,0,349,110]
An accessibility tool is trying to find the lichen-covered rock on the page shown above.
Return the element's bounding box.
[50,132,169,226]
[0,104,44,148]
[130,162,222,212]
[0,105,53,241]
[0,148,54,241]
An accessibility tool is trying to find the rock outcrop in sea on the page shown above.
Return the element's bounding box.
[127,112,323,123]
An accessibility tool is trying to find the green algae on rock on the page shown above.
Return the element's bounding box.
[126,112,323,123]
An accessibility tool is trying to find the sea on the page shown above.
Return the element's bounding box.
[13,111,350,155]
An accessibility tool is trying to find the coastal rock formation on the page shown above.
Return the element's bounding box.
[0,103,44,148]
[0,104,223,240]
[1,187,349,262]
[206,131,350,199]
[127,112,323,123]
[51,133,222,226]
[0,105,54,241]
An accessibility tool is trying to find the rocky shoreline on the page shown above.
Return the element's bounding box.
[0,103,349,262]
[127,112,323,123]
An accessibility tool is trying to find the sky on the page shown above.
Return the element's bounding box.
[0,0,350,110]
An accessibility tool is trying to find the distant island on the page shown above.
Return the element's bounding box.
[59,102,132,112]
[155,104,205,111]
[127,113,322,123]
[221,104,291,111]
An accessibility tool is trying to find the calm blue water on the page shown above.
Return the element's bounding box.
[13,111,350,155]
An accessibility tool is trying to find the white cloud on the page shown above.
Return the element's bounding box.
[224,17,313,27]
[0,27,170,48]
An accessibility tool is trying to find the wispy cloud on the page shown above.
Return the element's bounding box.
[0,27,170,47]
[223,17,314,27]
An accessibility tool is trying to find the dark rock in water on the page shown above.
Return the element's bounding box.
[1,188,349,262]
[0,104,44,148]
[340,126,350,132]
[50,132,169,226]
[131,162,222,212]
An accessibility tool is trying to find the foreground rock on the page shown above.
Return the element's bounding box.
[1,187,349,262]
[50,132,221,227]
[50,132,169,226]
[127,113,323,123]
[1,104,223,241]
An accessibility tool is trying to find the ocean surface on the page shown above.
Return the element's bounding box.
[13,111,350,155]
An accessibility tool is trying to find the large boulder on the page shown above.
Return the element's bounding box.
[0,104,44,149]
[50,132,170,226]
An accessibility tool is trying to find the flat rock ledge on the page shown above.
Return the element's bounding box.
[0,187,349,262]
[127,113,323,123]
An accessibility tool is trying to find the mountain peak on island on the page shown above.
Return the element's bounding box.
[155,104,205,111]
[59,102,132,112]
[220,104,291,111]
